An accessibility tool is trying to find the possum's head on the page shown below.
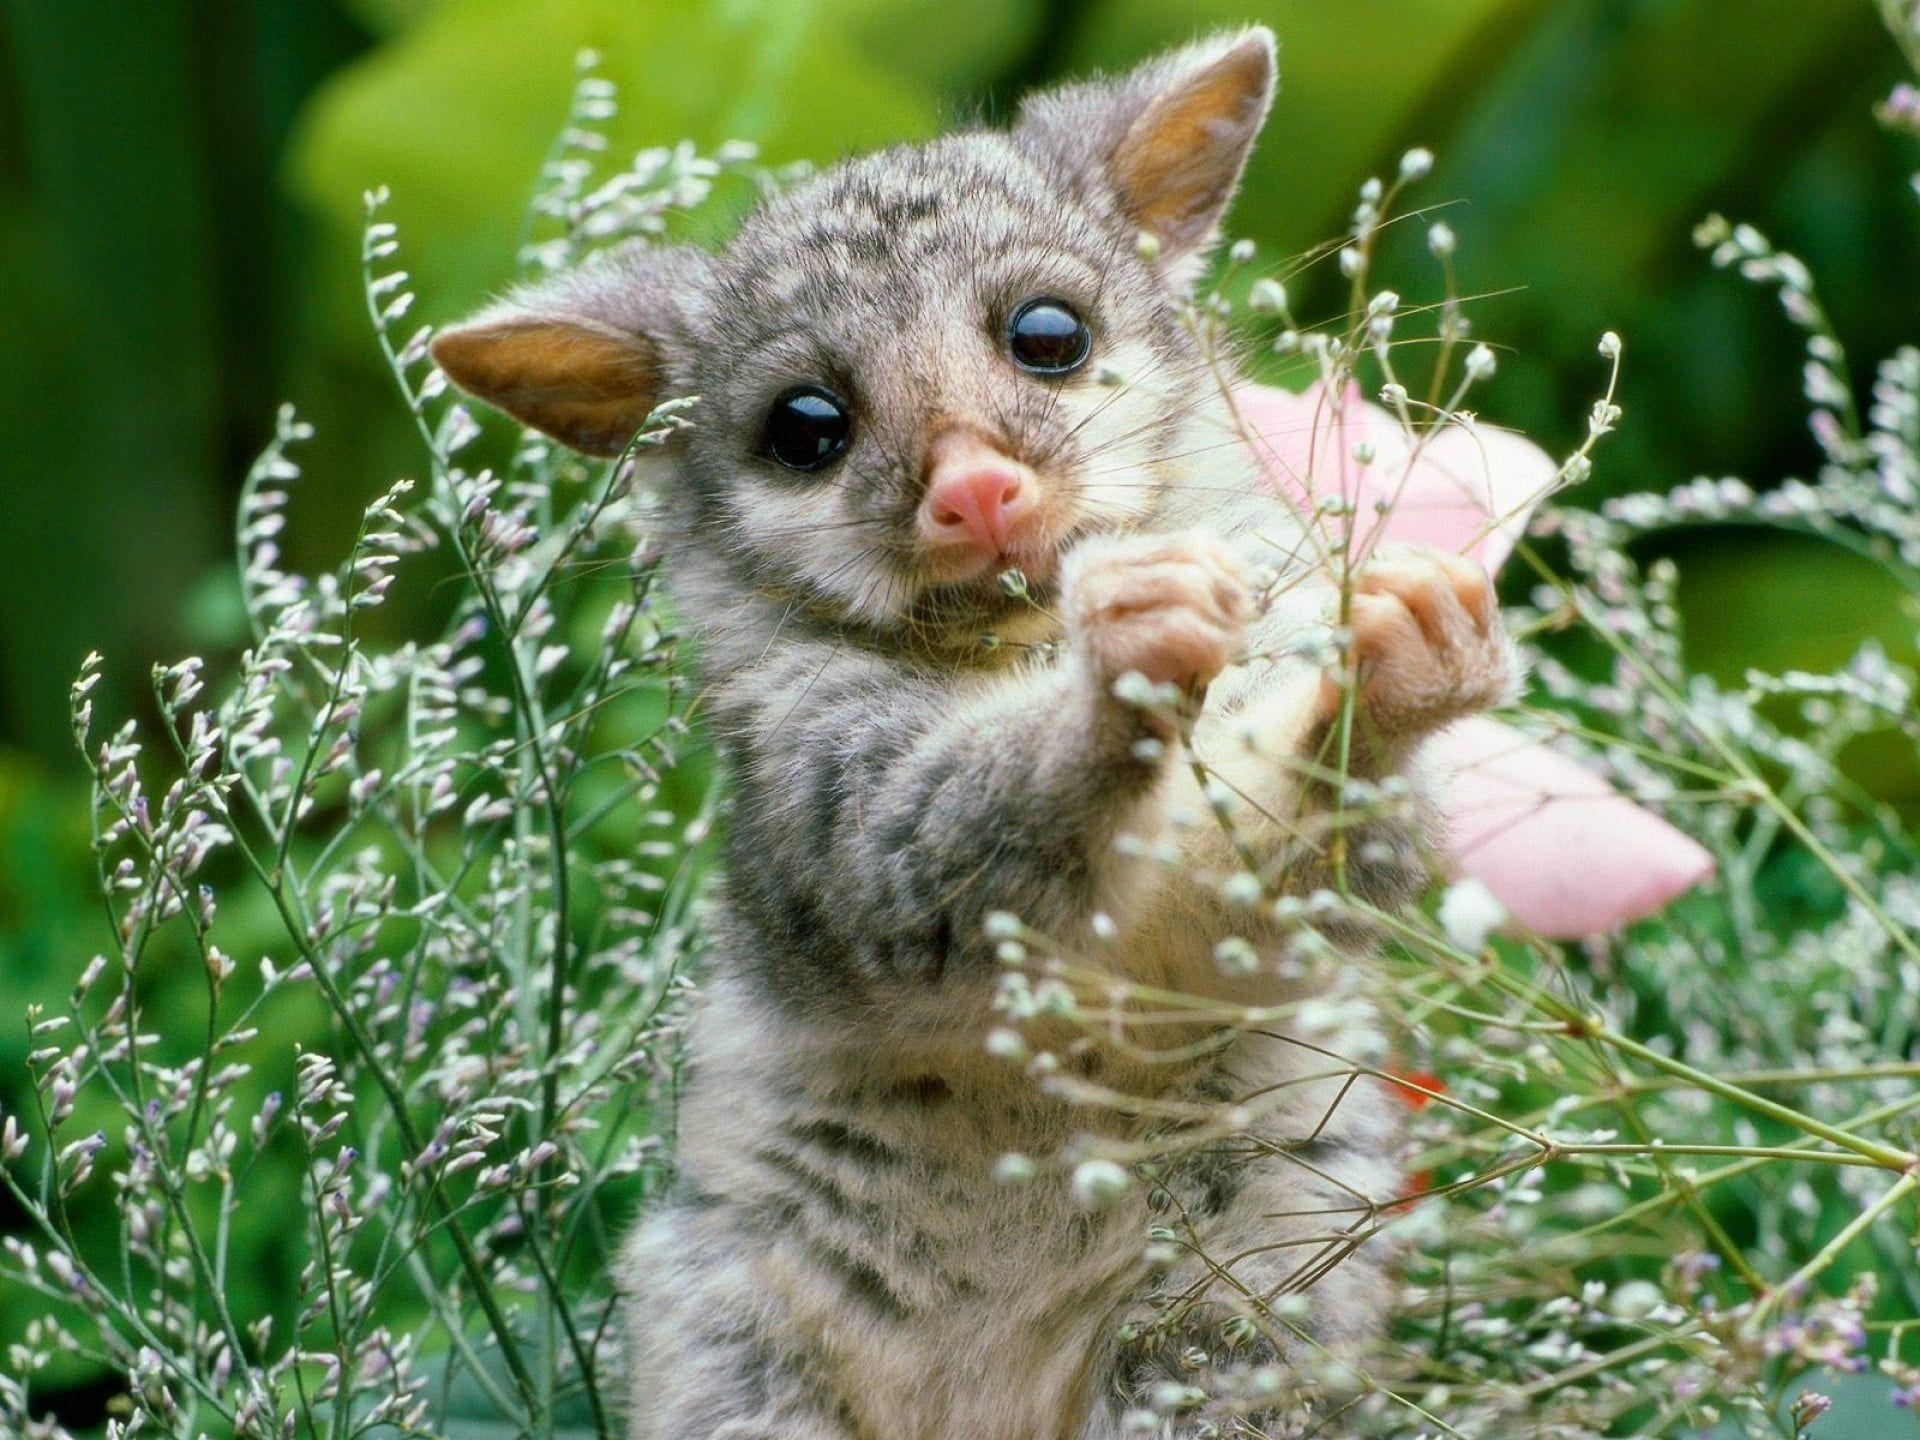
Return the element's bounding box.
[433,29,1274,640]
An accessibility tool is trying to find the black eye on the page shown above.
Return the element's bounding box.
[1006,298,1092,375]
[761,387,852,472]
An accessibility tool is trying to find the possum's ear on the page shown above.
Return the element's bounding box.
[1017,28,1274,279]
[430,243,710,457]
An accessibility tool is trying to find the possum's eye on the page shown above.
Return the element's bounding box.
[1006,298,1092,376]
[761,386,852,472]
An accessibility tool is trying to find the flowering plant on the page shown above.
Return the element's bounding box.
[5,18,1920,1440]
[1238,377,1714,938]
[985,38,1920,1431]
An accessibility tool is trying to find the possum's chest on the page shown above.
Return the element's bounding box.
[783,1172,1144,1440]
[634,966,1380,1440]
[670,1038,1160,1439]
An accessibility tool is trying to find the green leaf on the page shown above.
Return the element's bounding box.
[286,0,944,356]
[340,0,443,38]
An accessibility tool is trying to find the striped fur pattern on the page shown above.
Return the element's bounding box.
[433,27,1520,1439]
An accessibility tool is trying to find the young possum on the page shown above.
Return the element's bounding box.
[434,27,1516,1440]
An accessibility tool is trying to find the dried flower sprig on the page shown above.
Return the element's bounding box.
[985,112,1920,1440]
[0,55,719,1440]
[7,35,1920,1440]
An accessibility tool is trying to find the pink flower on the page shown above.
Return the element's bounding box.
[1234,381,1713,938]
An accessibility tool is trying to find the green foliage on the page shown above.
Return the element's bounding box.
[2,2,1919,1434]
[286,0,957,354]
[3,0,1913,765]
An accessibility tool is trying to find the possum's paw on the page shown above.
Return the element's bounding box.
[1322,544,1519,742]
[1063,532,1251,695]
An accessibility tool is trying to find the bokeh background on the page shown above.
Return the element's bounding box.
[2,0,1916,1427]
[7,0,1920,773]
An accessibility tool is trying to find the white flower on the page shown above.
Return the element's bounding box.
[1071,1159,1132,1211]
[1439,877,1508,953]
[1248,277,1288,314]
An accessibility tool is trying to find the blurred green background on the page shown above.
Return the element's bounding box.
[1,0,1916,1427]
[4,0,1917,773]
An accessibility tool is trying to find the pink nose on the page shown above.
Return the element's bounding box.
[921,431,1035,553]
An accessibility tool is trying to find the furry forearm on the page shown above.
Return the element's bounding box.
[722,643,1167,983]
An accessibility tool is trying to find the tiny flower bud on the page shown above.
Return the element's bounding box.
[994,1153,1037,1185]
[1248,278,1288,314]
[985,1028,1030,1062]
[1221,872,1263,906]
[1439,878,1507,953]
[1213,937,1259,975]
[983,912,1023,942]
[1071,1159,1132,1211]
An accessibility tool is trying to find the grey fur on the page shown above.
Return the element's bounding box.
[434,27,1518,1439]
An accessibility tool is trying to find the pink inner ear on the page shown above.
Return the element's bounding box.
[430,316,659,458]
[1110,32,1275,258]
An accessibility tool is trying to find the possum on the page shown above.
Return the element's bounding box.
[432,26,1517,1439]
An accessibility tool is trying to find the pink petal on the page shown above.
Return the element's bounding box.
[1233,381,1559,573]
[1382,418,1557,573]
[1231,381,1711,934]
[1235,380,1345,515]
[1426,717,1715,939]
